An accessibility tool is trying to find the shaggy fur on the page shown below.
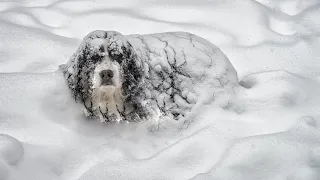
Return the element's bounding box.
[61,31,153,122]
[60,30,238,123]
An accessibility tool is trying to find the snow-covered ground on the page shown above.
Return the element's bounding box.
[1,0,320,179]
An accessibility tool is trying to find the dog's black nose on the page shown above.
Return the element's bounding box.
[100,70,113,79]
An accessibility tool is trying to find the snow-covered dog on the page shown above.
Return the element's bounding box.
[60,30,238,123]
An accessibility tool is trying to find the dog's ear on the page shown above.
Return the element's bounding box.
[61,31,109,104]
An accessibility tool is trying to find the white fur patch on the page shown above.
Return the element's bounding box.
[92,85,124,122]
[91,55,124,122]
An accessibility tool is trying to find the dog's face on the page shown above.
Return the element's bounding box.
[91,42,123,97]
[62,30,145,120]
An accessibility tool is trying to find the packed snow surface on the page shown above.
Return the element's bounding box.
[0,0,320,179]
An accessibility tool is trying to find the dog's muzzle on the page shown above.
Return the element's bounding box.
[100,69,114,86]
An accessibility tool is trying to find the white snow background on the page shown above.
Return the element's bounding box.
[1,0,320,179]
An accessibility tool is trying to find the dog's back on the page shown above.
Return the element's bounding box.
[126,32,239,119]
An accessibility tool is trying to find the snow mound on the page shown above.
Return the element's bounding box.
[193,116,320,180]
[0,134,24,166]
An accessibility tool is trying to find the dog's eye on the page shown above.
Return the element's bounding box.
[89,45,105,63]
[110,54,123,64]
[91,54,101,62]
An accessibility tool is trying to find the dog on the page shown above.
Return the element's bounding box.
[60,30,238,123]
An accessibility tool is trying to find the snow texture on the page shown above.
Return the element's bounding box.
[1,0,320,179]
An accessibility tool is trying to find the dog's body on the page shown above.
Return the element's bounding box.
[60,30,238,123]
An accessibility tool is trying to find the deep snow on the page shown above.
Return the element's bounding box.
[1,0,320,180]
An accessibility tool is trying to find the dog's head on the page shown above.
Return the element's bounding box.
[61,30,144,117]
